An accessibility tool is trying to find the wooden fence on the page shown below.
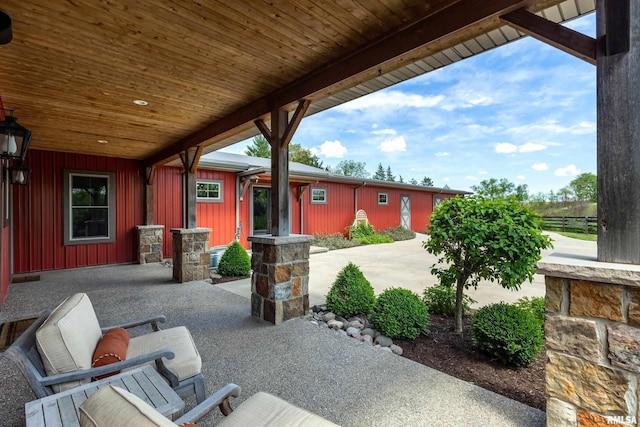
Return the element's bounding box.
[540,216,597,234]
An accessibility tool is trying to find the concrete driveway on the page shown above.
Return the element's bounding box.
[219,231,596,309]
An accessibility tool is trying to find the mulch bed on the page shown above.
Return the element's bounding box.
[395,314,546,411]
[210,275,250,285]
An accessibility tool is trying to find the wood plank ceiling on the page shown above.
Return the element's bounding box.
[0,0,594,166]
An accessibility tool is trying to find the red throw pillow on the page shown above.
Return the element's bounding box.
[179,424,200,427]
[92,328,129,380]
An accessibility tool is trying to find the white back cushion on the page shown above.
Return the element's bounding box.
[79,385,175,427]
[36,293,102,392]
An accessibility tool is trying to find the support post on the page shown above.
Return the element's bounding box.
[270,109,289,236]
[179,147,203,229]
[597,0,639,263]
[145,166,156,225]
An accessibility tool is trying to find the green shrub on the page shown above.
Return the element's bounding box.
[471,303,544,366]
[422,284,475,316]
[217,241,251,276]
[513,296,546,328]
[356,234,394,245]
[312,233,361,250]
[350,222,376,239]
[379,226,416,241]
[370,288,429,339]
[325,263,376,318]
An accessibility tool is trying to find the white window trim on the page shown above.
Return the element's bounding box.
[310,188,327,204]
[197,179,224,202]
[63,170,116,245]
[378,192,388,206]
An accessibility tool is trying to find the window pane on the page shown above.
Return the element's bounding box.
[72,175,108,207]
[72,208,108,238]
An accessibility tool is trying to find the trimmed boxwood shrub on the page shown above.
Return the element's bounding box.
[513,296,546,328]
[422,284,475,316]
[370,288,429,339]
[471,303,544,366]
[217,241,251,277]
[325,263,376,318]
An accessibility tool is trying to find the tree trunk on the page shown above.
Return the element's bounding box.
[455,279,465,334]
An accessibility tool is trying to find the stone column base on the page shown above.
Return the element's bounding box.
[136,225,164,264]
[249,235,312,325]
[171,228,211,282]
[538,254,640,427]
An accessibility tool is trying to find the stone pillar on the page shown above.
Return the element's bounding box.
[249,235,312,325]
[171,228,211,283]
[136,225,164,264]
[538,254,640,426]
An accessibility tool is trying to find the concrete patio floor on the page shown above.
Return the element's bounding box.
[0,232,594,426]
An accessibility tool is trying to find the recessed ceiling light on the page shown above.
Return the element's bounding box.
[133,99,148,106]
[97,139,108,144]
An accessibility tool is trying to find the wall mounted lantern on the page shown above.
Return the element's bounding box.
[0,111,32,161]
[8,161,32,185]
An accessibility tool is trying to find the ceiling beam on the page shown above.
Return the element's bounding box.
[144,0,532,167]
[500,9,597,65]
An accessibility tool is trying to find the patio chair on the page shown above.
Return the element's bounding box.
[349,209,369,238]
[4,293,205,403]
[78,383,340,426]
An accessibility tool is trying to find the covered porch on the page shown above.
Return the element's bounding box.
[0,263,544,426]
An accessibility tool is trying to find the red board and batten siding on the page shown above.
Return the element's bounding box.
[153,166,183,258]
[196,169,237,247]
[1,181,10,303]
[12,150,144,274]
[302,182,355,235]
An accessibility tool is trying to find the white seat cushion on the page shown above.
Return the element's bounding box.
[36,293,102,392]
[127,326,201,381]
[79,385,175,427]
[217,392,340,427]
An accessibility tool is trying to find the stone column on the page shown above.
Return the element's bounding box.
[249,235,312,325]
[538,254,640,426]
[136,225,164,264]
[171,228,211,282]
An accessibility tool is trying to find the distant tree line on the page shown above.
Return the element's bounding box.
[244,137,435,187]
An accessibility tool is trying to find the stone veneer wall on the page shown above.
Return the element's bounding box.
[249,235,312,325]
[136,225,164,264]
[171,228,211,282]
[538,255,640,427]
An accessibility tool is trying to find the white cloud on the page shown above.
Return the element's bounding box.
[517,175,526,180]
[444,177,450,182]
[531,163,548,171]
[508,120,596,135]
[435,151,450,157]
[519,143,548,153]
[555,164,581,177]
[495,142,547,153]
[464,176,478,181]
[379,136,407,153]
[317,140,347,158]
[337,90,444,111]
[371,128,397,135]
[495,143,518,153]
[479,170,488,175]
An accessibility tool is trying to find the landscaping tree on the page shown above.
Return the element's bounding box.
[471,178,528,202]
[423,196,552,333]
[385,166,395,182]
[245,135,271,158]
[332,160,369,178]
[569,172,597,202]
[373,163,386,180]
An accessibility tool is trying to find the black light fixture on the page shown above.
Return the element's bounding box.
[1,111,32,161]
[7,161,31,185]
[0,10,11,45]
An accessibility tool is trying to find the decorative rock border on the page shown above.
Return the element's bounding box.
[306,305,403,356]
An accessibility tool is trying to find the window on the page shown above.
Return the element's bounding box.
[310,188,327,204]
[378,192,388,205]
[197,180,223,202]
[64,171,115,245]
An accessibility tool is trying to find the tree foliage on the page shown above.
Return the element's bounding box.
[373,163,386,180]
[569,172,597,202]
[385,166,395,182]
[332,160,369,178]
[470,178,528,202]
[245,135,271,158]
[423,196,552,333]
[421,176,434,187]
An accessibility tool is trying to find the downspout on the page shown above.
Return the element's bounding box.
[235,175,240,241]
[300,191,304,236]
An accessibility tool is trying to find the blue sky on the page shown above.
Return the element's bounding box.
[221,14,596,196]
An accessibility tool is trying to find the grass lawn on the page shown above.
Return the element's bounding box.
[556,231,597,241]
